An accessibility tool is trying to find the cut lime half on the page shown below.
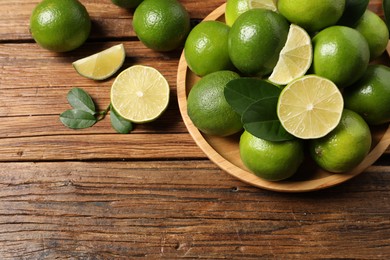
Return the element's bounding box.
[277,75,344,139]
[110,65,170,123]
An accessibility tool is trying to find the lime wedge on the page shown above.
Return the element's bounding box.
[72,43,125,80]
[250,0,277,10]
[269,24,312,85]
[277,75,344,139]
[110,65,170,123]
[225,0,277,26]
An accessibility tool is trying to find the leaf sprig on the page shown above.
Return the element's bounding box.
[224,78,294,142]
[59,87,133,133]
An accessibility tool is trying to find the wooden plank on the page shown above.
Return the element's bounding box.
[0,160,388,259]
[0,133,205,161]
[0,110,188,138]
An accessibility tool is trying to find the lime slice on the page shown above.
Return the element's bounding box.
[250,0,277,10]
[110,65,170,123]
[269,24,312,85]
[72,43,125,80]
[225,0,277,26]
[277,75,344,139]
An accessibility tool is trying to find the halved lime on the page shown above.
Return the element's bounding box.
[110,65,170,123]
[268,24,312,85]
[277,75,344,139]
[72,43,125,80]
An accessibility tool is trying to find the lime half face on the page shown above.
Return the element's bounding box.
[111,65,170,123]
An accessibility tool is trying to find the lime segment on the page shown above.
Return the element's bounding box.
[268,24,312,85]
[250,0,277,10]
[277,75,344,139]
[72,44,126,80]
[111,65,170,123]
[225,0,277,26]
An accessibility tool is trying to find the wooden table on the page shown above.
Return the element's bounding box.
[0,0,389,258]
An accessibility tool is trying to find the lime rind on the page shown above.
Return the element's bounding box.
[72,43,126,80]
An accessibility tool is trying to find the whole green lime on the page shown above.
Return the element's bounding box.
[187,71,242,137]
[309,109,372,173]
[344,65,390,125]
[184,21,234,77]
[228,9,289,76]
[225,0,251,27]
[111,0,143,8]
[239,131,304,181]
[355,10,389,60]
[312,26,370,88]
[30,0,91,52]
[133,0,190,52]
[278,0,345,32]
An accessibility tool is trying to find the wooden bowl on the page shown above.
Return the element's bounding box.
[177,3,390,192]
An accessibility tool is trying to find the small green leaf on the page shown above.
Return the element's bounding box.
[224,78,281,115]
[110,107,133,134]
[67,88,96,115]
[242,98,294,142]
[60,109,97,129]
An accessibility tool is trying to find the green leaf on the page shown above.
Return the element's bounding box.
[110,106,133,134]
[67,88,96,115]
[60,109,97,129]
[224,78,281,115]
[242,98,294,142]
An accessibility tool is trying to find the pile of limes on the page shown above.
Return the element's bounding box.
[185,0,390,181]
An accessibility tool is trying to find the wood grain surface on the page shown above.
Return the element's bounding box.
[0,0,389,259]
